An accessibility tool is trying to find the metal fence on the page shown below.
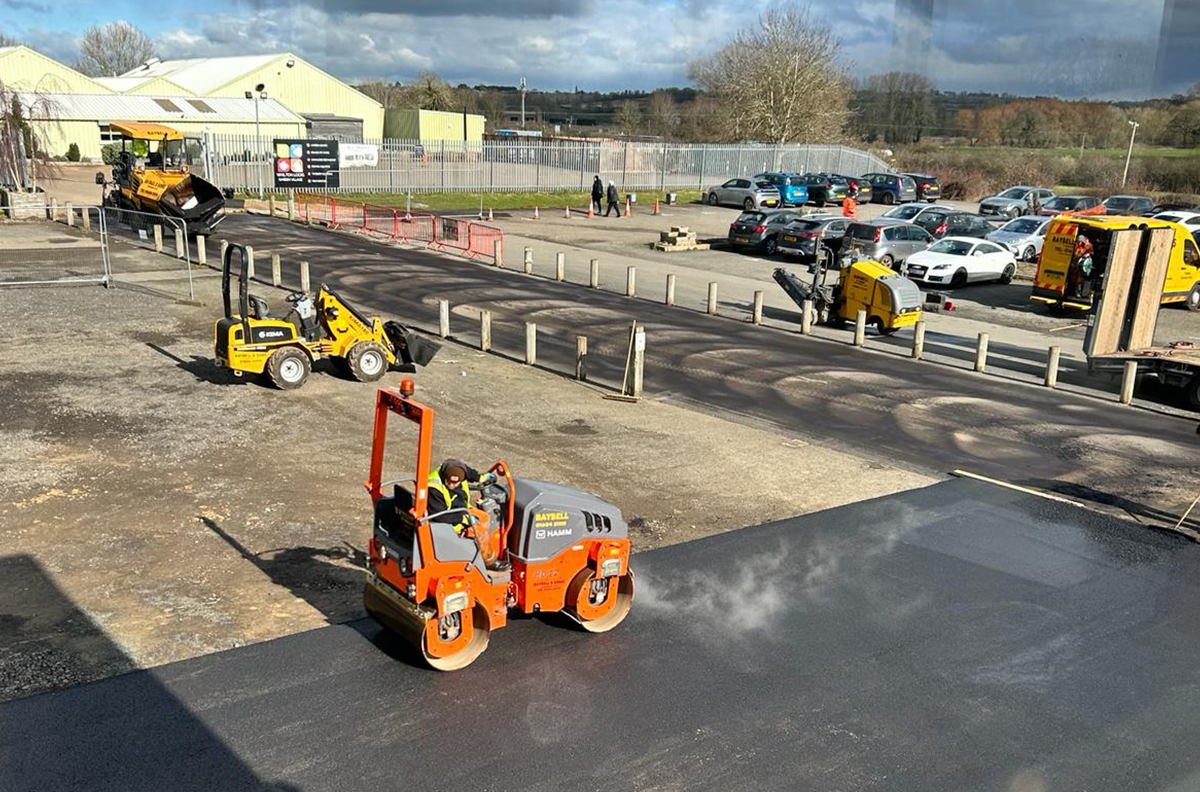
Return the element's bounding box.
[0,204,111,288]
[202,134,891,195]
[100,207,196,301]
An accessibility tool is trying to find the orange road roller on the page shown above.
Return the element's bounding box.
[363,377,635,670]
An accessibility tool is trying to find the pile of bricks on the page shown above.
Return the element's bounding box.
[653,226,710,252]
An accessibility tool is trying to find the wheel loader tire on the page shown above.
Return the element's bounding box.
[265,347,310,390]
[346,341,388,382]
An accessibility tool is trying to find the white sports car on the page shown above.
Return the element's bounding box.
[903,237,1017,288]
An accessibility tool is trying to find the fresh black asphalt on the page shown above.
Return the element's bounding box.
[213,216,1196,503]
[4,478,1199,791]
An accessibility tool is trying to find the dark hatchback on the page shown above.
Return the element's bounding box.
[902,172,941,202]
[728,209,803,255]
[834,173,872,203]
[913,210,994,239]
[802,173,853,206]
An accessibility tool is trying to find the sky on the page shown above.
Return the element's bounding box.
[2,0,1192,98]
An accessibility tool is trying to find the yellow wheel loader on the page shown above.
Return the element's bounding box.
[214,244,440,389]
[96,122,225,236]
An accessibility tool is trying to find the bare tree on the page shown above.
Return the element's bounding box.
[75,22,157,78]
[688,5,850,143]
[614,99,642,134]
[356,80,409,108]
[0,31,21,48]
[0,80,61,191]
[645,91,679,138]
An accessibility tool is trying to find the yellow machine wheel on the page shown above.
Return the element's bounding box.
[265,347,311,390]
[346,341,388,383]
[565,569,634,633]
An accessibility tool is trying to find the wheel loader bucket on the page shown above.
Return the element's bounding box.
[384,321,441,367]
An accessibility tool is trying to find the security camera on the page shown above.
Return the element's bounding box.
[244,91,252,99]
[255,83,265,92]
[286,59,295,68]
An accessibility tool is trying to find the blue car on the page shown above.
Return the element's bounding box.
[862,172,918,205]
[753,171,809,207]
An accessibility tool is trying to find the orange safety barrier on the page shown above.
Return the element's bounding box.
[295,193,503,264]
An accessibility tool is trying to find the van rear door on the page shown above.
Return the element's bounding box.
[1033,218,1078,301]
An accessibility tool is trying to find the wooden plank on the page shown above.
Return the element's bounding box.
[1127,227,1174,350]
[1089,229,1142,356]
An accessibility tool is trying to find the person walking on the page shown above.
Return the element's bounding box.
[591,175,604,214]
[605,180,622,217]
[841,194,857,219]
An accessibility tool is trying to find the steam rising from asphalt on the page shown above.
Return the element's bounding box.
[636,502,924,638]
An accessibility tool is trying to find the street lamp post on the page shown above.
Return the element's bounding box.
[1122,119,1140,188]
[246,83,266,197]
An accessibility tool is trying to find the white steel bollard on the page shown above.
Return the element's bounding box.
[800,299,812,334]
[854,310,866,346]
[911,320,925,360]
[271,252,281,286]
[153,225,163,253]
[526,323,537,365]
[752,291,763,325]
[1044,346,1061,388]
[626,266,636,298]
[439,300,450,338]
[590,259,599,288]
[175,228,185,259]
[707,283,718,315]
[494,238,503,267]
[556,252,565,281]
[1120,360,1138,405]
[300,260,310,293]
[974,333,989,373]
[197,234,207,265]
[665,274,676,306]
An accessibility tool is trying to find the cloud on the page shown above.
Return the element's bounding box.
[247,0,592,18]
[1,0,49,12]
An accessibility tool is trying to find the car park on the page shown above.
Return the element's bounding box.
[777,214,851,260]
[727,209,804,255]
[706,178,782,210]
[901,172,941,201]
[1102,195,1155,215]
[881,202,956,223]
[833,173,872,203]
[1037,194,1104,217]
[914,211,994,240]
[986,216,1050,262]
[979,186,1056,219]
[904,237,1018,287]
[861,172,917,205]
[843,218,934,269]
[753,172,809,207]
[801,173,853,206]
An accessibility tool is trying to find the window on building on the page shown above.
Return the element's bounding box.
[153,98,182,113]
[99,125,121,143]
[187,99,215,114]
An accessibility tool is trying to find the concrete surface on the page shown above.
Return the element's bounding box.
[4,478,1200,792]
[218,214,1200,527]
[0,221,931,700]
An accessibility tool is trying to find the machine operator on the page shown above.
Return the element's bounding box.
[428,459,506,570]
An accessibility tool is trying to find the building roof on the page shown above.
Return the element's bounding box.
[119,54,282,95]
[17,92,305,123]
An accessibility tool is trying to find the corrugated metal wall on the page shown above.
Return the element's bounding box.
[203,134,892,194]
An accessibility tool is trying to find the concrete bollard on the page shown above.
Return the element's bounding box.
[65,203,74,227]
[438,300,450,338]
[82,209,91,231]
[480,310,492,352]
[626,266,636,298]
[854,310,866,346]
[800,299,812,334]
[911,320,925,360]
[305,203,312,226]
[974,333,990,373]
[300,260,310,293]
[707,282,718,315]
[271,252,281,286]
[526,323,537,365]
[590,259,599,288]
[287,194,296,221]
[752,291,763,325]
[153,225,163,253]
[1120,360,1138,405]
[220,239,228,263]
[1044,346,1061,388]
[631,326,645,398]
[268,195,277,217]
[523,247,533,270]
[576,336,588,381]
[245,245,255,280]
[196,234,206,265]
[174,228,185,259]
[556,252,565,281]
[50,199,58,222]
[665,274,676,306]
[494,238,503,268]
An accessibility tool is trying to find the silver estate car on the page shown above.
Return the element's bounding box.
[706,178,782,210]
[985,216,1050,262]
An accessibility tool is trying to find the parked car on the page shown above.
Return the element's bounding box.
[1037,194,1104,217]
[833,173,872,203]
[802,173,853,206]
[901,172,941,201]
[1153,210,1200,229]
[881,202,957,224]
[1148,202,1200,218]
[843,218,934,269]
[706,178,782,210]
[861,172,917,205]
[1102,195,1155,215]
[904,237,1018,287]
[986,216,1050,262]
[727,209,804,255]
[979,186,1056,219]
[777,214,851,260]
[753,172,809,207]
[914,211,995,240]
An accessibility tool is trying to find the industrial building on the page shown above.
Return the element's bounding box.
[384,108,485,142]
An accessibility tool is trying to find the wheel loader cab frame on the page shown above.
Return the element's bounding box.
[362,379,634,671]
